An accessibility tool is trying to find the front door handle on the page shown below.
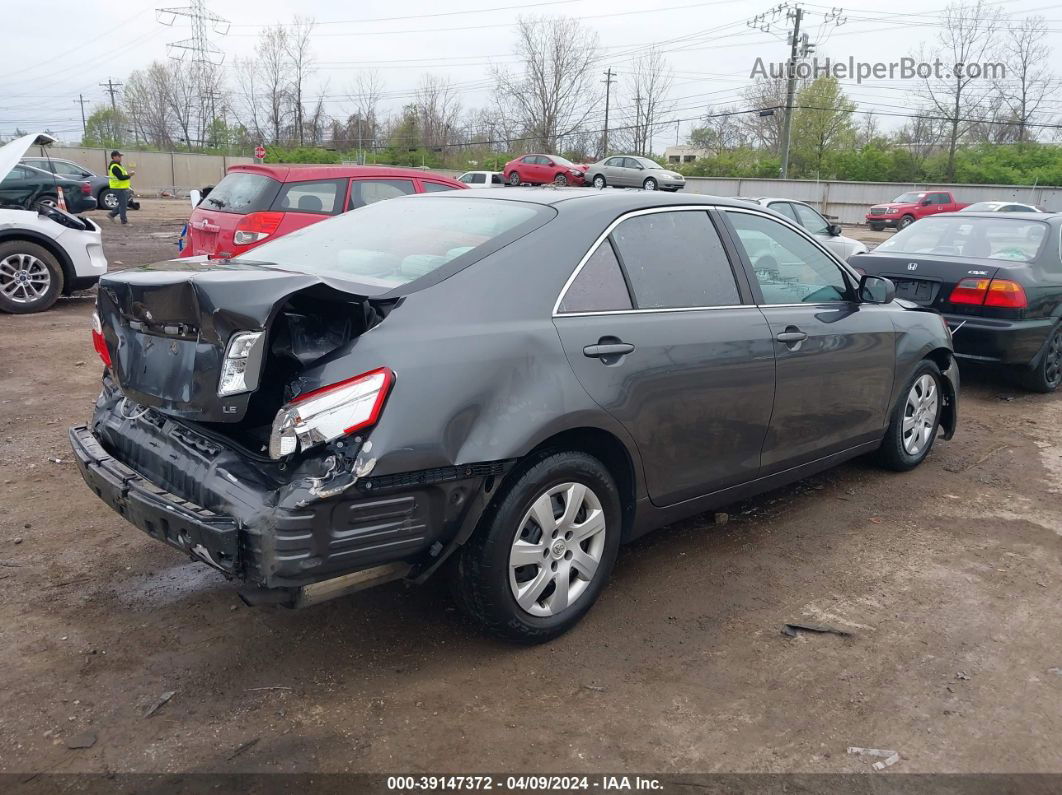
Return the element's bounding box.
[583,342,635,358]
[775,328,808,345]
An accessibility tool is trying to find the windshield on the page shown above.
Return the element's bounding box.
[892,192,924,203]
[962,202,998,212]
[551,155,575,167]
[635,157,664,169]
[234,196,550,289]
[202,172,279,214]
[875,216,1048,262]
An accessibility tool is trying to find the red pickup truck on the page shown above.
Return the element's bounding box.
[865,190,968,231]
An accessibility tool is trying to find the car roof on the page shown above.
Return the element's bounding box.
[227,163,462,183]
[424,186,760,210]
[934,210,1057,220]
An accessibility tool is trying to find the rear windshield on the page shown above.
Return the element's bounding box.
[234,196,551,290]
[202,172,279,214]
[892,192,924,203]
[875,216,1049,262]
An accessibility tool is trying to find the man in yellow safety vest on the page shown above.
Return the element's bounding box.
[107,150,135,225]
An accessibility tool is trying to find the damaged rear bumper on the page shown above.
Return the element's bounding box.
[70,387,511,600]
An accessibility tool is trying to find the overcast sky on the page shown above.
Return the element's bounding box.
[4,0,1061,146]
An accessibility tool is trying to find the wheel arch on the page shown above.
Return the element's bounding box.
[923,346,957,440]
[0,230,74,293]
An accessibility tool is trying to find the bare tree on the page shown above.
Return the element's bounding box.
[285,16,315,145]
[167,60,199,148]
[739,78,791,152]
[493,16,600,152]
[996,15,1056,143]
[124,62,174,149]
[894,111,950,168]
[618,48,674,156]
[688,105,749,152]
[415,75,462,150]
[347,70,383,154]
[919,0,1003,180]
[256,25,292,144]
[232,56,266,144]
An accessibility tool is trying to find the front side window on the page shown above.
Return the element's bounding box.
[793,203,830,235]
[929,193,951,205]
[348,178,415,210]
[558,240,632,314]
[236,197,550,291]
[610,211,741,309]
[491,173,503,184]
[727,211,849,304]
[275,179,343,215]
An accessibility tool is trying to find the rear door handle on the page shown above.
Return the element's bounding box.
[583,342,635,358]
[775,329,808,344]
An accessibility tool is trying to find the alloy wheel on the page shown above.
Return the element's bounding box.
[643,178,657,191]
[593,175,605,188]
[509,172,521,186]
[902,373,938,456]
[0,253,52,305]
[102,191,119,209]
[554,174,569,186]
[508,482,607,617]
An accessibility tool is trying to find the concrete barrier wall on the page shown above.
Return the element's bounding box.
[39,147,254,194]
[682,176,1062,224]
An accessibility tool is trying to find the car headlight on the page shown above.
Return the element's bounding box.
[269,368,394,459]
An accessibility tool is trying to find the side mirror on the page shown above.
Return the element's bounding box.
[859,274,895,304]
[827,223,842,237]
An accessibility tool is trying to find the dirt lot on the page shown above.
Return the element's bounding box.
[1,200,1060,777]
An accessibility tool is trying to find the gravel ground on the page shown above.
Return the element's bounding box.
[0,200,1059,776]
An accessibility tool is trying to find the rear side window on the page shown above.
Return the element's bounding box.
[349,178,415,210]
[768,201,797,222]
[422,181,456,193]
[610,211,741,309]
[273,179,343,215]
[558,241,632,314]
[202,172,279,214]
[491,173,503,185]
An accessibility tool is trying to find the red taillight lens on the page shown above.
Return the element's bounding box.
[949,277,1027,308]
[948,277,990,305]
[984,279,1027,308]
[81,181,91,195]
[91,312,111,367]
[233,211,284,246]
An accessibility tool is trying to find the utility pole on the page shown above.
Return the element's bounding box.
[100,79,122,113]
[74,94,88,138]
[634,92,643,156]
[602,68,616,157]
[778,6,802,179]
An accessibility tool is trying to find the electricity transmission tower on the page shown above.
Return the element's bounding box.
[157,0,230,146]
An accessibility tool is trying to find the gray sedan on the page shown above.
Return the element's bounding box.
[744,197,868,261]
[585,156,685,191]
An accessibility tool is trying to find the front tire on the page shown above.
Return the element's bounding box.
[0,240,64,314]
[898,214,915,230]
[869,223,885,232]
[554,173,569,186]
[642,177,658,191]
[592,174,606,189]
[876,360,943,471]
[1018,324,1062,393]
[451,451,621,643]
[508,171,521,186]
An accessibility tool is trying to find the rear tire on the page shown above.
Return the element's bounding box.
[100,189,119,211]
[1017,324,1062,393]
[876,360,943,471]
[450,451,622,644]
[0,240,64,314]
[592,174,606,189]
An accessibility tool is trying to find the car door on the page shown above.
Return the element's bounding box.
[721,208,896,471]
[926,192,951,215]
[619,158,643,186]
[554,208,776,506]
[600,157,621,184]
[0,165,38,205]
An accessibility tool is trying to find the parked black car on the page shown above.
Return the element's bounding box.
[20,156,134,213]
[851,212,1062,392]
[0,163,97,214]
[71,190,958,642]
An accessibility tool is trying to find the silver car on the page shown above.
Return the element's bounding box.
[744,197,868,261]
[585,156,685,191]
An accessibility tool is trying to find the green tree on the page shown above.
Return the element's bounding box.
[790,77,856,177]
[82,107,126,148]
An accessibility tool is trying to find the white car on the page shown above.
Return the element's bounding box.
[456,170,505,187]
[742,197,868,260]
[960,201,1042,213]
[0,133,106,313]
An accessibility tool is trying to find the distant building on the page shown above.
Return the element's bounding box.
[664,145,712,164]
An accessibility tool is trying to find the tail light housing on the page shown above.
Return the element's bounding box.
[949,277,1027,308]
[81,181,91,195]
[269,368,394,459]
[91,312,111,367]
[217,331,265,396]
[233,211,284,246]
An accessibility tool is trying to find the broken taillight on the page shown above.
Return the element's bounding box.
[91,312,111,367]
[949,277,1027,308]
[268,368,394,459]
[233,211,284,246]
[217,331,265,397]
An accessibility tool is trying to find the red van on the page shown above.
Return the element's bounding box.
[182,164,465,259]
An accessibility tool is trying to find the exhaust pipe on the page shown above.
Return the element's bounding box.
[238,562,412,609]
